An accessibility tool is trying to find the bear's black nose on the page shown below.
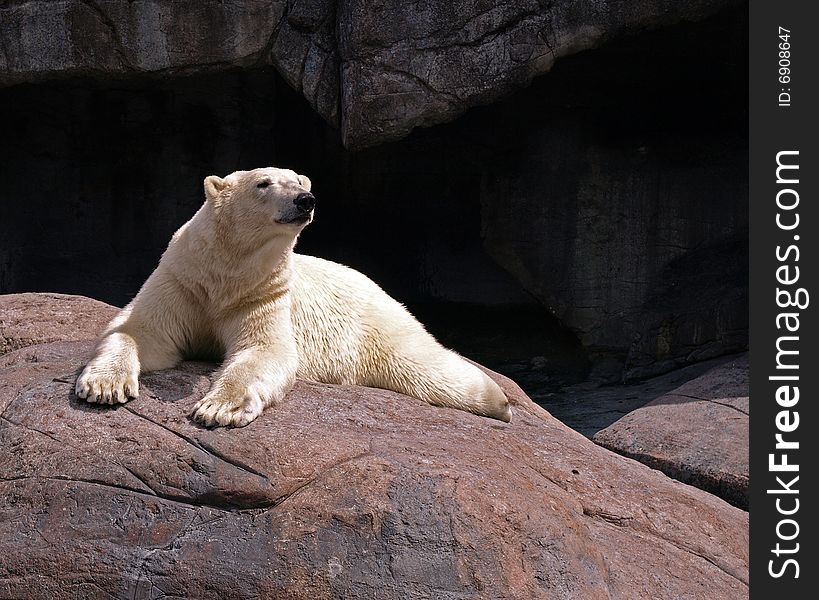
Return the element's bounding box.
[294,192,315,213]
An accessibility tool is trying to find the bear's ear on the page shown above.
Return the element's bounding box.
[297,174,312,192]
[204,175,229,201]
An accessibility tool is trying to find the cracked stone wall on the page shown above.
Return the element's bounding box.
[1,0,742,149]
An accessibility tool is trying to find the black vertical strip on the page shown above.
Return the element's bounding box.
[750,2,818,597]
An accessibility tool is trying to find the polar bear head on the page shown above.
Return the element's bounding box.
[203,167,314,237]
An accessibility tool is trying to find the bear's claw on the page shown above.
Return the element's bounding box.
[190,393,263,428]
[75,367,139,405]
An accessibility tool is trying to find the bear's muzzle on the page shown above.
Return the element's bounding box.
[294,192,316,214]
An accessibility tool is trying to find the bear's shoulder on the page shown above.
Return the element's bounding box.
[292,253,386,297]
[294,253,364,279]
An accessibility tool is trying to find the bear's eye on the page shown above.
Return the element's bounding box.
[257,181,271,189]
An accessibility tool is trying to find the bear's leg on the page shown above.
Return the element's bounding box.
[191,310,298,428]
[75,327,181,405]
[76,299,185,405]
[75,332,142,404]
[381,341,512,422]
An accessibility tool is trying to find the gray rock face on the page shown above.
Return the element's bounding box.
[0,293,749,598]
[335,0,739,148]
[594,353,749,508]
[0,1,284,79]
[0,0,740,148]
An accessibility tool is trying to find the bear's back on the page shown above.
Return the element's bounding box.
[290,254,420,384]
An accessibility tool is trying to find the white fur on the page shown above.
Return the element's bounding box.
[76,167,511,427]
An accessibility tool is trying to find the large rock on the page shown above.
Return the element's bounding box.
[528,355,745,438]
[335,0,740,148]
[0,294,748,598]
[593,354,748,508]
[0,1,285,82]
[0,0,741,148]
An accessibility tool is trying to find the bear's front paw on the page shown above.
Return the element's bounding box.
[75,361,139,405]
[190,387,265,428]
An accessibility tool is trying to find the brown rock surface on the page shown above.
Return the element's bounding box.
[594,354,749,508]
[0,292,118,355]
[0,0,740,148]
[0,295,748,598]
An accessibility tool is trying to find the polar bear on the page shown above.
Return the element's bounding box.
[75,167,511,427]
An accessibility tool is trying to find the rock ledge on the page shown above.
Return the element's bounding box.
[0,293,749,598]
